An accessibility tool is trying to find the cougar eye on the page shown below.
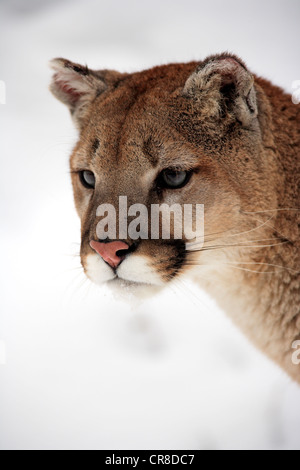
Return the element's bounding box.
[79,170,95,189]
[159,169,190,189]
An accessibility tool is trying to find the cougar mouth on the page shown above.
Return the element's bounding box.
[106,276,164,300]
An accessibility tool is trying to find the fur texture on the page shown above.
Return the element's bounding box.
[50,53,300,383]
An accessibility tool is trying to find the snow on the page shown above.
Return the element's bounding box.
[0,0,300,450]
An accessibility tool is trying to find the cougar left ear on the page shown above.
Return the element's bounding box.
[183,54,258,127]
[49,58,107,129]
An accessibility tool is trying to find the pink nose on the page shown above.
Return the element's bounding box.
[89,240,129,268]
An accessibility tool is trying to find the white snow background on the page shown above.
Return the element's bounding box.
[0,0,300,450]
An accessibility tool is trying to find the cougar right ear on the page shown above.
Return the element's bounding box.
[183,54,258,127]
[49,58,107,129]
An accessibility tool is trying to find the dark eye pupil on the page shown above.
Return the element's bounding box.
[161,170,188,188]
[80,170,95,188]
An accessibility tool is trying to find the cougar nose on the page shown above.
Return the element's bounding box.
[89,240,130,269]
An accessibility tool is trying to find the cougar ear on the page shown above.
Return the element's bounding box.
[183,54,258,127]
[49,58,107,129]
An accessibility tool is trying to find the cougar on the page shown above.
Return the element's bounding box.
[50,53,300,383]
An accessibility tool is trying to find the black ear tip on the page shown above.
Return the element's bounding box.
[72,64,89,76]
[49,58,88,74]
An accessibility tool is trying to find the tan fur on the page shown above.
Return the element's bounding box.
[50,54,300,383]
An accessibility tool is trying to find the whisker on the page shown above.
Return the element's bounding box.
[242,208,300,214]
[186,239,290,253]
[63,253,81,258]
[224,261,298,273]
[171,277,217,314]
[245,212,291,246]
[187,236,285,251]
[185,262,291,275]
[69,273,90,301]
[63,266,84,272]
[185,260,299,275]
[186,207,299,248]
[187,213,276,247]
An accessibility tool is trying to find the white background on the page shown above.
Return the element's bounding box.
[0,0,300,450]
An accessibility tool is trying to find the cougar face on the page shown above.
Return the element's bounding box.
[50,54,279,291]
[50,53,300,382]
